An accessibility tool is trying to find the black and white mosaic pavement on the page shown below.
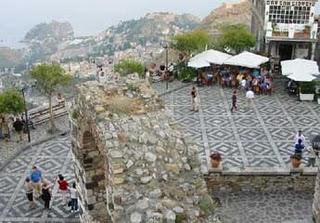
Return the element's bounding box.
[0,135,79,223]
[153,81,320,171]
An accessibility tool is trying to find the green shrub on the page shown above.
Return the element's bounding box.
[114,59,145,78]
[175,62,196,81]
[199,195,216,216]
[175,213,187,223]
[300,82,315,94]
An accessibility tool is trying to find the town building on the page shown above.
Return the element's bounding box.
[251,0,319,64]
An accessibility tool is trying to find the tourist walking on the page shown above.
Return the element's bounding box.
[57,174,69,204]
[191,86,199,112]
[13,117,24,142]
[69,182,79,212]
[41,180,51,210]
[294,130,306,146]
[30,166,42,198]
[231,90,237,113]
[294,139,305,155]
[25,177,36,209]
[245,88,255,109]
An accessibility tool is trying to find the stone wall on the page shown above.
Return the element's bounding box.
[313,159,320,222]
[206,173,316,193]
[70,74,215,223]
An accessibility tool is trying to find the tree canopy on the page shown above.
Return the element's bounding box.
[171,30,212,56]
[0,89,25,115]
[114,59,145,77]
[30,63,72,133]
[30,63,72,97]
[217,24,256,54]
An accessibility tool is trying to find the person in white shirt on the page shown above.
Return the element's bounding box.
[294,130,306,146]
[245,88,255,108]
[69,182,78,212]
[241,78,247,92]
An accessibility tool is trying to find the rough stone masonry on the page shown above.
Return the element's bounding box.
[70,74,216,223]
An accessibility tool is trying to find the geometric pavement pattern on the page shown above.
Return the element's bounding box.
[153,80,320,170]
[0,135,80,222]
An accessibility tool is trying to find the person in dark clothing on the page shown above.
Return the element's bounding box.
[41,180,51,210]
[231,90,237,113]
[191,86,198,112]
[295,139,305,155]
[13,118,24,141]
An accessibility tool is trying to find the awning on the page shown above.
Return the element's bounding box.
[190,49,232,65]
[187,59,210,68]
[281,59,320,80]
[223,51,269,68]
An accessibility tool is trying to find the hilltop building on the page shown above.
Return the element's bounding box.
[251,0,319,65]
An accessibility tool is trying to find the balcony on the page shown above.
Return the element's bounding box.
[272,31,289,37]
[271,30,310,39]
[266,22,318,41]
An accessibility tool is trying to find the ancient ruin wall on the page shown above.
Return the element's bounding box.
[313,166,320,222]
[70,75,215,223]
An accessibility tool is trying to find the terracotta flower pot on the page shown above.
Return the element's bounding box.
[211,159,220,168]
[291,157,301,168]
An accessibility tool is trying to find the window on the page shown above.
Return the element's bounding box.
[268,1,311,24]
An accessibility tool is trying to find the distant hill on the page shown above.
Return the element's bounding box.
[23,21,74,63]
[90,12,200,56]
[49,12,200,61]
[24,21,74,42]
[200,0,252,37]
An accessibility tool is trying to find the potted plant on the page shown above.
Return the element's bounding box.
[299,82,315,101]
[290,154,302,168]
[210,152,222,168]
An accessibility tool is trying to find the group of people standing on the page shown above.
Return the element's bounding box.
[0,116,35,142]
[25,166,79,212]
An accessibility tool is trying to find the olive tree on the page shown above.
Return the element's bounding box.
[30,63,72,133]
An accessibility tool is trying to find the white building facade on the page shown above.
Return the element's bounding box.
[252,0,318,62]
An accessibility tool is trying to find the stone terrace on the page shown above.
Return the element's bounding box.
[153,81,320,171]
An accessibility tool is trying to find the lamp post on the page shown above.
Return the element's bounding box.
[21,87,31,142]
[15,81,31,143]
[162,42,169,90]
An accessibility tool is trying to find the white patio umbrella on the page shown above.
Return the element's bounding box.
[223,51,269,68]
[281,59,320,77]
[187,59,210,68]
[190,49,232,65]
[287,72,317,82]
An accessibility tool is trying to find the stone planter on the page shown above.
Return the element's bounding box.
[291,157,302,168]
[211,159,221,168]
[300,93,314,101]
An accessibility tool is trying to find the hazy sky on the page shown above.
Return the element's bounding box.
[0,0,239,47]
[1,0,319,48]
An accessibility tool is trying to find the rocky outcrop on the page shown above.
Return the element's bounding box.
[70,74,215,223]
[200,0,252,37]
[24,20,74,42]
